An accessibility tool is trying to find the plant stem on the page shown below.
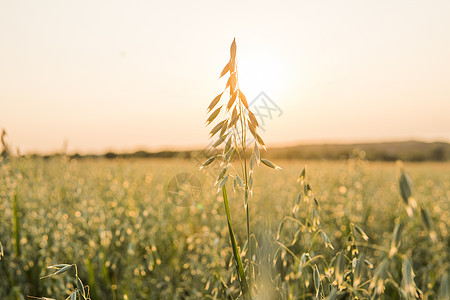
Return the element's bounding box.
[222,185,251,299]
[238,98,252,290]
[246,192,250,253]
[13,192,21,257]
[244,159,251,290]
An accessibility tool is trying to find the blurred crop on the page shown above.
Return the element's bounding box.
[0,154,449,299]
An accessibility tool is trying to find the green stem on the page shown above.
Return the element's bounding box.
[13,192,21,257]
[86,258,98,300]
[238,99,252,290]
[245,179,251,289]
[222,185,250,299]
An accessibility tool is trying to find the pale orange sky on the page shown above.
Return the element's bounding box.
[1,0,449,154]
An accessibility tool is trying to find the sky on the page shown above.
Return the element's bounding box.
[1,0,449,154]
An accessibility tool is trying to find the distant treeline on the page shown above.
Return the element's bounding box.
[266,141,449,162]
[35,150,193,160]
[26,141,450,162]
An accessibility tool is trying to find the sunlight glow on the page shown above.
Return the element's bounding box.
[237,51,288,101]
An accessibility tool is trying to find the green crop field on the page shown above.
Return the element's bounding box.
[0,156,449,299]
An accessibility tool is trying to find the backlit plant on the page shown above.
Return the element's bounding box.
[202,38,280,298]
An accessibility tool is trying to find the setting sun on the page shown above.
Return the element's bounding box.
[237,49,289,101]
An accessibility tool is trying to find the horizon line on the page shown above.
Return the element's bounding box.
[14,138,450,156]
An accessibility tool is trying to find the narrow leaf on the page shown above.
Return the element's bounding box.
[353,253,365,288]
[215,167,228,185]
[230,38,236,59]
[420,207,432,231]
[402,258,418,298]
[370,258,389,295]
[48,264,71,269]
[209,119,227,137]
[55,264,73,275]
[227,91,238,111]
[313,265,320,294]
[321,231,334,250]
[229,58,236,74]
[253,142,260,163]
[219,120,228,137]
[224,136,232,153]
[389,222,404,258]
[200,156,216,170]
[230,74,237,92]
[335,252,346,286]
[226,76,231,89]
[248,120,257,139]
[208,93,223,113]
[248,110,259,127]
[218,175,229,191]
[249,154,255,171]
[239,90,249,109]
[220,62,229,78]
[261,159,281,170]
[212,135,226,148]
[223,147,235,163]
[235,174,244,189]
[295,193,302,205]
[354,224,369,241]
[399,171,412,204]
[206,105,222,126]
[229,107,238,128]
[298,167,306,183]
[255,133,266,150]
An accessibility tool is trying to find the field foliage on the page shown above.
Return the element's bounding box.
[0,155,449,299]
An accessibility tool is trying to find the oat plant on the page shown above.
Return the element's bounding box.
[1,129,10,158]
[201,38,280,298]
[36,264,90,300]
